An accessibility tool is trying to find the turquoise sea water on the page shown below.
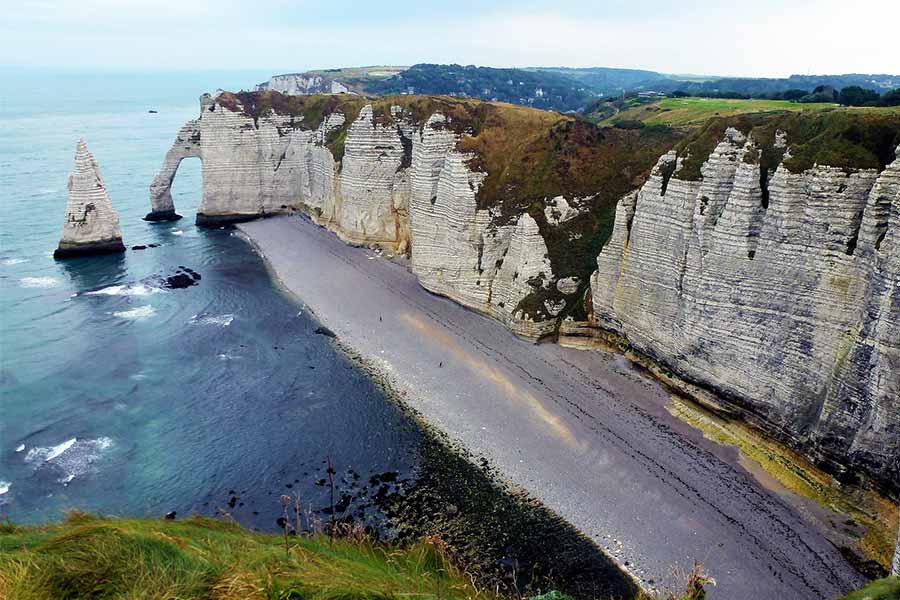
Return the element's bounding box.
[0,69,422,529]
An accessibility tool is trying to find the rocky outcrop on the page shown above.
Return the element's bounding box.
[590,129,900,492]
[146,118,201,221]
[257,73,350,95]
[407,115,558,338]
[151,93,585,338]
[54,140,125,259]
[894,527,900,576]
[893,527,900,576]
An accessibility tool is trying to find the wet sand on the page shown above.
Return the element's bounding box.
[238,215,865,600]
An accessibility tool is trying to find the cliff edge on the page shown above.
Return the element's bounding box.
[590,112,900,495]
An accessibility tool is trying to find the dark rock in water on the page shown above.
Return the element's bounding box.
[131,245,147,251]
[148,110,158,114]
[164,511,176,520]
[228,496,237,508]
[144,209,183,222]
[163,267,201,289]
[314,326,337,338]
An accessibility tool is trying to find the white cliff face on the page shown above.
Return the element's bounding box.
[55,140,125,258]
[146,119,201,220]
[893,527,900,576]
[407,115,558,338]
[335,105,412,250]
[591,133,900,491]
[152,96,570,338]
[256,74,351,95]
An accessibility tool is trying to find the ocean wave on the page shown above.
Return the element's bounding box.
[26,437,77,463]
[24,437,114,484]
[15,444,25,452]
[171,229,184,236]
[84,283,163,297]
[190,313,234,327]
[3,258,29,266]
[113,305,156,320]
[20,276,60,288]
[0,481,10,495]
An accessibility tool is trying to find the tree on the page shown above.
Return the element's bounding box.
[839,86,880,106]
[879,88,900,106]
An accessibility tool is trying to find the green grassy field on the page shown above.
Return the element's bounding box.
[606,97,839,126]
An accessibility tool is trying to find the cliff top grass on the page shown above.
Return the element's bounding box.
[0,512,499,600]
[670,108,900,181]
[605,97,839,127]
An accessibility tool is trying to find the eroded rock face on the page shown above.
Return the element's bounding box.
[256,74,350,95]
[893,527,900,576]
[55,140,125,259]
[408,115,557,339]
[152,95,573,338]
[590,132,900,492]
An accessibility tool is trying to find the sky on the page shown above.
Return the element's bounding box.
[3,0,899,77]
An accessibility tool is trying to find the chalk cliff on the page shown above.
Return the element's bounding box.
[589,124,900,493]
[257,73,350,95]
[894,528,900,576]
[55,140,125,259]
[152,91,900,495]
[150,92,674,337]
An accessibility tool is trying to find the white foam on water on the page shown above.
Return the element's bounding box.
[190,313,234,327]
[24,437,114,485]
[172,229,184,236]
[217,353,242,361]
[85,283,163,297]
[25,437,77,463]
[113,305,156,319]
[0,481,10,495]
[3,258,29,266]
[15,444,25,452]
[20,276,60,288]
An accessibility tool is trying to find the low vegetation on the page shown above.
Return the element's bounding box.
[0,513,720,600]
[0,513,498,600]
[671,108,900,180]
[840,577,900,600]
[596,97,838,127]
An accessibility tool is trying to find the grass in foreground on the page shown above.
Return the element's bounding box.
[0,512,724,600]
[840,577,900,600]
[0,512,498,600]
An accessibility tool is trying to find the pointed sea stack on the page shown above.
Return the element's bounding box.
[54,140,126,259]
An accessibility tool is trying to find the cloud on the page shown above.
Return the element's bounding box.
[2,0,898,75]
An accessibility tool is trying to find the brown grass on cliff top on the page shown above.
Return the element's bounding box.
[673,108,900,180]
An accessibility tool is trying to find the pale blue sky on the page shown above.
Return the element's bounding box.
[4,0,899,76]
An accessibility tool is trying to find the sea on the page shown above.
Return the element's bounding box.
[0,68,423,531]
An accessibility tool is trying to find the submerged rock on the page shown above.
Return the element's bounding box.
[54,140,126,259]
[162,267,201,289]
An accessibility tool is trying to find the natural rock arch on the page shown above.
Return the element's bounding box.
[144,119,201,222]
